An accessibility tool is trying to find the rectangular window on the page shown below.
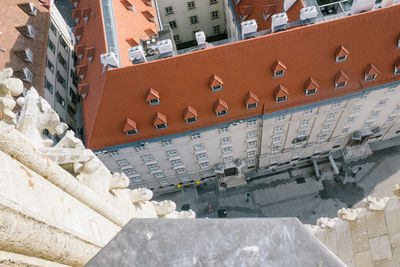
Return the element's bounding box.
[123,168,136,176]
[327,113,336,120]
[57,52,67,69]
[365,74,376,81]
[131,176,142,183]
[147,163,159,171]
[274,70,284,77]
[135,146,147,152]
[187,1,195,9]
[276,115,286,122]
[176,168,186,174]
[295,142,303,148]
[165,6,173,15]
[292,151,300,159]
[196,152,207,160]
[160,180,168,185]
[203,170,212,177]
[304,109,313,116]
[272,146,280,153]
[335,81,347,88]
[219,127,229,134]
[55,91,65,107]
[45,78,53,94]
[270,157,278,164]
[346,117,355,125]
[341,128,349,134]
[247,160,256,168]
[370,111,380,118]
[153,172,165,179]
[377,99,387,106]
[169,20,177,29]
[353,105,361,113]
[306,88,317,95]
[247,103,257,109]
[248,120,257,127]
[116,159,129,166]
[247,131,257,138]
[220,137,231,145]
[166,150,178,157]
[247,140,257,148]
[223,156,233,163]
[322,125,331,132]
[298,131,306,137]
[173,35,180,43]
[199,161,209,169]
[247,150,256,157]
[211,10,219,19]
[276,96,287,103]
[56,71,66,88]
[162,140,173,147]
[191,133,201,140]
[109,150,120,157]
[274,126,283,134]
[46,58,54,73]
[331,103,341,109]
[273,136,281,144]
[59,36,68,51]
[194,143,205,150]
[301,120,310,127]
[141,154,153,161]
[50,21,57,35]
[213,25,220,35]
[181,175,190,182]
[216,110,227,116]
[222,146,232,154]
[48,39,55,54]
[210,0,217,4]
[170,159,183,166]
[318,135,327,142]
[190,15,198,24]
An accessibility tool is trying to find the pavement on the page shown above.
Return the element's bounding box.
[155,137,400,224]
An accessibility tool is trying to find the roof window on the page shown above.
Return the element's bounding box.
[126,38,139,47]
[82,8,91,23]
[364,63,379,81]
[394,58,400,75]
[123,118,138,135]
[14,68,32,83]
[72,9,81,24]
[245,91,259,109]
[272,60,286,78]
[142,0,153,7]
[274,85,289,103]
[78,83,90,96]
[76,64,88,80]
[16,25,35,39]
[184,105,198,124]
[86,47,95,62]
[121,0,135,11]
[74,26,84,41]
[304,77,319,96]
[71,0,79,8]
[75,44,85,59]
[154,112,168,129]
[142,11,155,22]
[335,70,349,88]
[209,74,223,92]
[18,3,37,16]
[14,48,33,63]
[146,88,160,105]
[215,98,228,116]
[335,45,349,62]
[398,35,400,48]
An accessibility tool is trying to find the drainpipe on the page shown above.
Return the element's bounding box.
[328,154,339,175]
[312,157,321,180]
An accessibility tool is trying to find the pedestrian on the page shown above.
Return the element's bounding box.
[207,203,213,213]
[245,192,250,202]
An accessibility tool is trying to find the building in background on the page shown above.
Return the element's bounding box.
[0,0,83,139]
[74,0,400,194]
[157,0,226,47]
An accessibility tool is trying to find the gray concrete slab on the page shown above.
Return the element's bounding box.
[86,218,346,267]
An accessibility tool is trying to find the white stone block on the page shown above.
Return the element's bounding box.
[369,235,392,262]
[335,219,355,267]
[384,198,400,236]
[350,216,370,253]
[354,250,373,267]
[365,210,388,238]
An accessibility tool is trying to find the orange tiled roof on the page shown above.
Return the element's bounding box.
[233,0,304,31]
[81,5,400,150]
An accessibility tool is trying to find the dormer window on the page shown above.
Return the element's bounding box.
[16,25,35,39]
[146,88,160,105]
[82,8,91,23]
[398,35,400,48]
[394,58,400,75]
[335,45,349,63]
[184,105,198,124]
[335,70,349,88]
[274,85,289,103]
[272,60,287,78]
[74,26,84,41]
[305,77,319,96]
[123,118,138,135]
[215,98,228,116]
[14,48,33,63]
[18,3,37,16]
[72,9,81,24]
[86,47,96,62]
[364,63,379,81]
[210,74,223,92]
[14,68,32,83]
[245,91,259,109]
[121,0,135,11]
[154,112,168,129]
[142,11,155,22]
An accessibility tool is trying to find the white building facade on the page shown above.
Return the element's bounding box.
[44,5,82,136]
[97,80,400,194]
[156,0,226,45]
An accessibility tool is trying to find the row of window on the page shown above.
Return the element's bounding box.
[165,0,218,15]
[172,25,221,43]
[168,11,219,30]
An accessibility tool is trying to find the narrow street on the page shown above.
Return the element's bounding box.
[155,138,400,224]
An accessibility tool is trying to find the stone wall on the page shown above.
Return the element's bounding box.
[0,68,195,266]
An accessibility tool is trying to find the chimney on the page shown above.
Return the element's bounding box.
[100,52,120,69]
[195,31,206,48]
[300,6,318,24]
[350,0,375,14]
[271,12,288,33]
[241,19,258,40]
[157,39,174,58]
[128,45,147,64]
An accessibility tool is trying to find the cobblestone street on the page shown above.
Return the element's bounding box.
[155,137,400,224]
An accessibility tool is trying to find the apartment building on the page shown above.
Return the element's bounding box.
[157,0,226,45]
[74,0,400,194]
[44,3,82,135]
[0,0,83,138]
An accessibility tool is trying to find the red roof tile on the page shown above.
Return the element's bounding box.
[82,4,400,150]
